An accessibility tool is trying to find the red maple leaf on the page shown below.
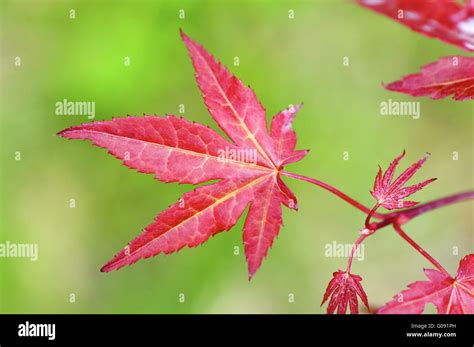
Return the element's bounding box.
[321,270,369,314]
[58,30,308,278]
[384,56,474,100]
[371,151,436,210]
[356,0,474,51]
[378,254,474,314]
[356,0,474,100]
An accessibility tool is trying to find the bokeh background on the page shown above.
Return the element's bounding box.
[1,0,472,313]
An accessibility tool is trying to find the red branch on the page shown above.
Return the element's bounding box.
[285,170,473,286]
[392,222,450,276]
[281,171,386,219]
[284,170,473,229]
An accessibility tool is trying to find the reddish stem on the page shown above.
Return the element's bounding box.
[284,170,473,272]
[390,190,474,223]
[345,234,369,273]
[361,191,473,233]
[282,171,385,219]
[365,203,380,229]
[393,223,451,277]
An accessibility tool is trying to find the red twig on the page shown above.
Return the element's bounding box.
[391,190,474,222]
[345,233,369,273]
[286,170,473,273]
[365,203,380,229]
[282,171,385,218]
[393,222,451,277]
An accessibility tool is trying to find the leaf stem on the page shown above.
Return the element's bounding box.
[345,233,369,273]
[365,203,380,229]
[392,223,451,277]
[390,190,474,223]
[364,191,473,233]
[281,171,385,218]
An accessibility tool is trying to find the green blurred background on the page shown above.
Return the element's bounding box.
[1,0,472,313]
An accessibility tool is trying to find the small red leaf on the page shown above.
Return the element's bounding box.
[385,56,474,100]
[371,151,436,210]
[321,270,369,314]
[378,254,474,314]
[59,31,307,277]
[356,0,474,52]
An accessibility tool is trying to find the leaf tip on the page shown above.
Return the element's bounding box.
[179,28,191,44]
[57,128,75,139]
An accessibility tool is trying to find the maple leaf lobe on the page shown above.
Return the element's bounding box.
[385,56,474,101]
[356,0,474,52]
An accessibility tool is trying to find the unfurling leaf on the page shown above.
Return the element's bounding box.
[59,30,308,278]
[321,270,369,314]
[385,56,474,100]
[356,0,474,52]
[371,150,436,210]
[378,254,474,314]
